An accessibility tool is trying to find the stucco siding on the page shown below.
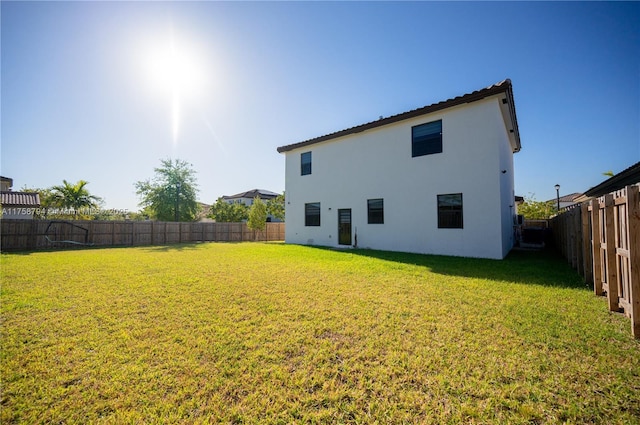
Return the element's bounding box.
[283,96,515,259]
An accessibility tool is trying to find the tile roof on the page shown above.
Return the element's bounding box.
[277,79,520,153]
[1,191,41,206]
[222,189,280,200]
[555,193,583,203]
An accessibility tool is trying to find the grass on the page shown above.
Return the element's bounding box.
[1,243,639,424]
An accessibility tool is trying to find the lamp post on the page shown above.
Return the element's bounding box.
[554,184,560,212]
[175,182,181,222]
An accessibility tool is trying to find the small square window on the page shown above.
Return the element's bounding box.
[438,193,463,229]
[367,199,384,224]
[305,202,320,226]
[412,120,442,157]
[301,152,312,175]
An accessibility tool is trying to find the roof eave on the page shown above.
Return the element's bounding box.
[582,162,640,198]
[277,79,521,153]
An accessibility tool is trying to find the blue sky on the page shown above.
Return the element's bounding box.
[2,1,638,212]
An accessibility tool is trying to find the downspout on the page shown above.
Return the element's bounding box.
[354,226,358,248]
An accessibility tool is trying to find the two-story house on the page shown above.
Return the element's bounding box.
[221,189,283,222]
[221,189,280,206]
[277,79,521,259]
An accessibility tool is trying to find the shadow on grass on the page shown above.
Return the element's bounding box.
[2,242,205,255]
[139,241,282,252]
[2,240,283,255]
[139,242,213,252]
[310,245,589,290]
[1,244,132,256]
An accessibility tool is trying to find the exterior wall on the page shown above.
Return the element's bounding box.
[225,197,255,206]
[283,96,517,259]
[496,106,517,258]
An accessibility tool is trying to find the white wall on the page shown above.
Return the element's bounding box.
[283,96,517,259]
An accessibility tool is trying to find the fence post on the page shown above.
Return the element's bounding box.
[626,185,640,338]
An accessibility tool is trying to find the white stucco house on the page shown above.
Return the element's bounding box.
[221,189,283,222]
[221,189,280,206]
[276,79,522,259]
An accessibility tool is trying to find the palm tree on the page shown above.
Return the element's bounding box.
[50,180,102,218]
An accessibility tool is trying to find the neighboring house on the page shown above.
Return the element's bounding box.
[1,176,13,192]
[514,195,525,220]
[1,177,41,220]
[221,189,283,222]
[277,79,521,259]
[196,202,214,222]
[222,189,280,205]
[548,193,583,210]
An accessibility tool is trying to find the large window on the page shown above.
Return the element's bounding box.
[437,193,463,229]
[412,120,442,157]
[367,198,384,224]
[305,202,321,226]
[301,151,312,175]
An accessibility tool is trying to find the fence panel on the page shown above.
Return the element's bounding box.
[1,220,285,252]
[603,194,620,312]
[627,185,640,337]
[550,184,639,338]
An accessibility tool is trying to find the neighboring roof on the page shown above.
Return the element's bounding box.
[560,193,582,203]
[546,193,583,204]
[1,191,41,206]
[222,189,280,200]
[576,162,640,201]
[0,176,13,183]
[277,79,521,154]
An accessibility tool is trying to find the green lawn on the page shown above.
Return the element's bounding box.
[1,243,638,424]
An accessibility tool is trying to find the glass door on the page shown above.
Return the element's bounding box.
[338,209,352,246]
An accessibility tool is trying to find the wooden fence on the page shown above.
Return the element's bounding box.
[0,220,285,252]
[550,184,639,338]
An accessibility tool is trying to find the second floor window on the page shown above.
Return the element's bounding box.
[301,151,312,175]
[412,120,442,157]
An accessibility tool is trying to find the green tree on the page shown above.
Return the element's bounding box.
[208,198,249,222]
[266,192,285,221]
[135,158,199,222]
[91,209,129,221]
[518,195,557,220]
[247,196,267,237]
[49,180,102,219]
